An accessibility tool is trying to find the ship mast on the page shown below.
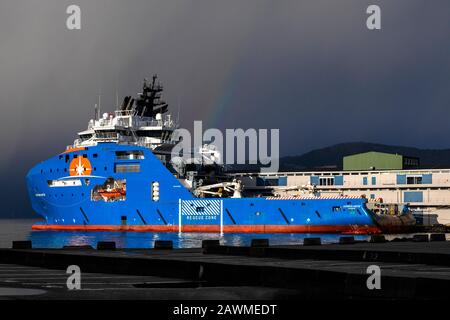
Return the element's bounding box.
[135,75,169,117]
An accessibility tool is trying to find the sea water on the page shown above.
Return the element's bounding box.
[0,219,427,249]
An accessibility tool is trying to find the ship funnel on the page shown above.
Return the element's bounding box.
[126,98,134,110]
[121,96,131,110]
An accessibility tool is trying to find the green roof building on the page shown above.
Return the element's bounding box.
[343,151,419,171]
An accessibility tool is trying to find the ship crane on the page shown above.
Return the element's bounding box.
[272,184,319,197]
[194,179,243,198]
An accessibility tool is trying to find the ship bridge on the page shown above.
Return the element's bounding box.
[68,76,178,151]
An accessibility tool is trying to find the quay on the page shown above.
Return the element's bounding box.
[234,151,450,226]
[1,235,450,300]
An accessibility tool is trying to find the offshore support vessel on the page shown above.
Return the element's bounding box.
[26,76,411,234]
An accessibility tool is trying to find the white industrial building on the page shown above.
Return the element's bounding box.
[234,168,450,226]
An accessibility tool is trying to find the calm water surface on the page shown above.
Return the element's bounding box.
[0,219,434,249]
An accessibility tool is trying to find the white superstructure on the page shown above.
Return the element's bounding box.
[73,110,176,149]
[67,76,178,151]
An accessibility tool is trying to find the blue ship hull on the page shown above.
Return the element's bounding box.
[26,143,381,234]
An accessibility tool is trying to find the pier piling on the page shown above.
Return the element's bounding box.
[12,241,32,249]
[96,241,116,250]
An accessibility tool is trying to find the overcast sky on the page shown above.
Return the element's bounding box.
[1,0,449,217]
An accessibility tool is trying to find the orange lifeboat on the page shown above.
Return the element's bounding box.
[98,188,126,198]
[97,184,126,201]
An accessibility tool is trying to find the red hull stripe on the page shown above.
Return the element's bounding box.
[32,224,381,234]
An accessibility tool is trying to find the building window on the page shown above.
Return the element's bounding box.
[319,177,334,186]
[406,175,422,184]
[370,194,375,199]
[371,176,376,185]
[404,157,419,167]
[363,177,368,185]
[404,191,423,202]
[256,177,285,186]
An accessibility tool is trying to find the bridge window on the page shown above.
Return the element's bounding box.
[114,163,140,173]
[116,151,145,160]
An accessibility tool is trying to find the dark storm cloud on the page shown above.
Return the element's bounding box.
[0,0,449,216]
